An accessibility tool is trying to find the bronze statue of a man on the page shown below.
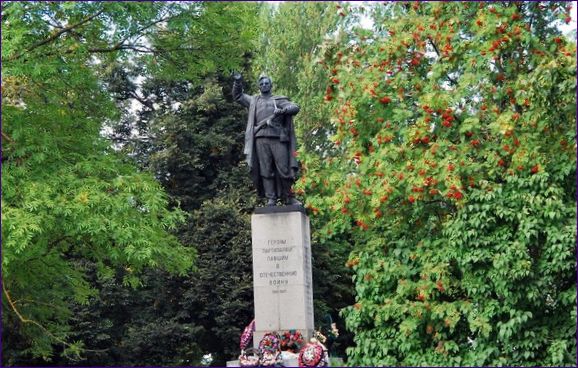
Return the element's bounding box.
[232,72,302,206]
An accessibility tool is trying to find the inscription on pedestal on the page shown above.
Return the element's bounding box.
[251,210,314,348]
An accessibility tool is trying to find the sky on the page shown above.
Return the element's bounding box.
[560,1,578,37]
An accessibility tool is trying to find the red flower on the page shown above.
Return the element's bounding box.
[380,96,392,104]
[412,186,424,193]
[356,220,369,230]
[436,280,445,292]
[408,195,416,203]
[531,164,539,174]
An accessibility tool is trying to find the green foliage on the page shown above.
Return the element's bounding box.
[256,2,340,97]
[2,1,260,363]
[179,195,256,365]
[53,263,205,366]
[254,2,345,154]
[296,2,576,366]
[119,74,260,365]
[51,70,259,366]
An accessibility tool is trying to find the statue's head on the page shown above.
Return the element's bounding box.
[258,75,272,94]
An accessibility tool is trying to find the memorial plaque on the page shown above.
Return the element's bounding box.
[251,209,314,349]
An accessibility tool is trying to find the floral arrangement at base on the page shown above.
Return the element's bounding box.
[259,332,282,366]
[239,348,260,368]
[259,332,281,353]
[237,324,333,367]
[240,319,256,351]
[280,329,305,352]
[313,330,327,344]
[298,339,329,367]
[260,350,283,366]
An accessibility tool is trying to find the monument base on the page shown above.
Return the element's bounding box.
[251,207,314,349]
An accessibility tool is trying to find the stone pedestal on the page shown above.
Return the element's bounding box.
[251,205,314,349]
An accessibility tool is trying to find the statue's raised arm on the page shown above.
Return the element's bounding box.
[232,72,252,108]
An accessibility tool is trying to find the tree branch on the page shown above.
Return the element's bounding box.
[3,282,108,353]
[128,90,154,110]
[86,12,180,55]
[7,9,104,62]
[2,130,14,143]
[427,38,458,86]
[428,38,441,58]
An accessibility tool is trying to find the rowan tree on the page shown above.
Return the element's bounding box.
[296,2,576,365]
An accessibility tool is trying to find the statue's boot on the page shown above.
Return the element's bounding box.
[282,178,302,206]
[263,178,277,206]
[286,197,302,206]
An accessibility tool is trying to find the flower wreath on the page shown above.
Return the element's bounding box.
[298,342,327,367]
[239,347,260,367]
[258,332,281,354]
[280,329,305,352]
[240,319,256,351]
[260,350,282,367]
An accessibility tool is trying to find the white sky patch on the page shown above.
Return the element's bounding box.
[559,1,577,37]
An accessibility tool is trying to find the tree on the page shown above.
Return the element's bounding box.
[296,2,576,365]
[2,2,259,364]
[255,1,350,154]
[118,74,260,366]
[55,65,261,366]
